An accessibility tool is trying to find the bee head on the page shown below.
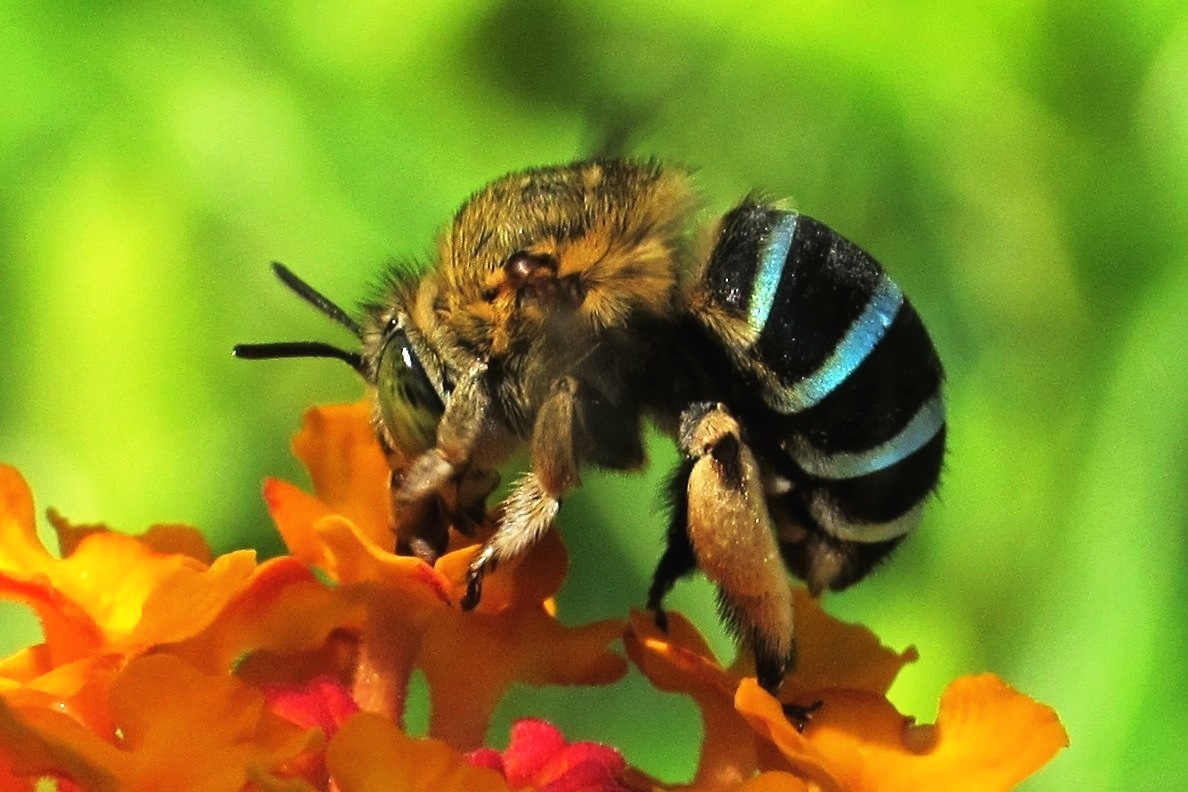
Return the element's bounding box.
[233,262,446,459]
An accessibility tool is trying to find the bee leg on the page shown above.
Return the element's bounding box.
[390,470,450,563]
[680,402,794,697]
[461,376,584,610]
[392,369,490,563]
[646,460,696,631]
[772,501,906,597]
[461,471,559,609]
[452,467,501,536]
[782,700,823,733]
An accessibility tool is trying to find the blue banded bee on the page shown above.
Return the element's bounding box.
[235,160,945,717]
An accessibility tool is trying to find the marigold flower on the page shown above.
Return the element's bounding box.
[0,403,1068,791]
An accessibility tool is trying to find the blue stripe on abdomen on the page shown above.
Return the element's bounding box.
[764,275,903,414]
[785,393,945,479]
[747,214,796,334]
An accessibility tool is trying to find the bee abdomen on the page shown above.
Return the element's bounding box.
[700,202,945,549]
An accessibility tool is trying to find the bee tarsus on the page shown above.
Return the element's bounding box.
[782,699,823,733]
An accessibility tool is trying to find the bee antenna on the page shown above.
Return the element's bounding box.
[232,341,366,377]
[270,262,363,338]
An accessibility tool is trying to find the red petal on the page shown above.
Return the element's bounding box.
[264,676,360,736]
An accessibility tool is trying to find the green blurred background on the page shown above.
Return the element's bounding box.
[2,1,1185,788]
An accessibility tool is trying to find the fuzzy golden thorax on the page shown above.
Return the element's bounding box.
[422,160,697,363]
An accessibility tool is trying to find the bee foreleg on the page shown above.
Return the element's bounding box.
[452,467,501,534]
[680,402,794,695]
[460,471,559,609]
[390,470,449,563]
[460,376,582,610]
[392,369,490,563]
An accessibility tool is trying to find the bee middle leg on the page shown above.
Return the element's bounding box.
[677,401,794,695]
[646,460,695,631]
[461,375,643,610]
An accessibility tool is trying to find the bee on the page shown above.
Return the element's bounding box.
[235,160,946,719]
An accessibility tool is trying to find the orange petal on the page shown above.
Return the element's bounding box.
[327,712,508,792]
[166,556,362,676]
[129,549,258,646]
[735,771,812,792]
[50,512,212,565]
[736,673,1068,791]
[0,573,104,666]
[291,402,393,547]
[859,673,1067,791]
[420,609,627,750]
[783,588,918,697]
[264,477,335,568]
[2,654,124,736]
[132,524,213,563]
[24,512,259,650]
[737,678,875,789]
[315,514,451,605]
[0,465,52,575]
[3,654,321,789]
[109,654,322,789]
[433,528,569,612]
[624,610,760,788]
[624,610,733,695]
[0,695,124,790]
[2,470,258,666]
[0,645,51,688]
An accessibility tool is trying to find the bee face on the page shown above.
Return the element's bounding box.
[236,158,945,708]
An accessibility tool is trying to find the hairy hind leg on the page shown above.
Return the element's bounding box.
[678,402,794,695]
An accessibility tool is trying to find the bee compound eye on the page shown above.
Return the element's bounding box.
[376,328,445,456]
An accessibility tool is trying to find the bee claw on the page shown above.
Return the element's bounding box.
[461,547,495,611]
[782,699,823,733]
[460,574,483,611]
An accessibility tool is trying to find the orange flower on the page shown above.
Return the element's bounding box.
[625,595,1068,790]
[735,674,1068,792]
[0,464,268,745]
[263,403,627,749]
[0,402,1068,790]
[0,653,321,791]
[0,464,256,670]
